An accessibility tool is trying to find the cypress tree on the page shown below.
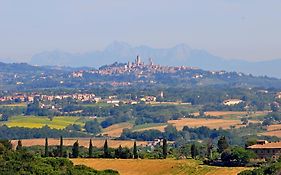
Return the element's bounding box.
[72,140,79,158]
[115,145,122,158]
[89,139,93,158]
[16,140,22,151]
[217,136,229,153]
[59,136,63,157]
[103,139,110,158]
[45,137,48,157]
[207,140,213,159]
[133,141,138,159]
[162,138,168,159]
[191,143,197,159]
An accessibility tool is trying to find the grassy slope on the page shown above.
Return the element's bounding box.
[72,158,250,175]
[5,116,83,129]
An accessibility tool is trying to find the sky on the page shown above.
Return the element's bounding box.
[0,0,281,61]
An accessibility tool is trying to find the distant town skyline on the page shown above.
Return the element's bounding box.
[0,0,281,61]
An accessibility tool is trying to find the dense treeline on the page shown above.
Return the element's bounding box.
[0,140,118,175]
[0,125,90,139]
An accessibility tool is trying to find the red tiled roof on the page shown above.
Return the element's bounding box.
[248,142,281,149]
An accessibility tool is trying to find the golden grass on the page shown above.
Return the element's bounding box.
[169,118,244,130]
[71,158,250,175]
[261,130,281,137]
[267,124,281,131]
[11,138,148,149]
[102,122,134,137]
[134,118,246,132]
[193,111,268,118]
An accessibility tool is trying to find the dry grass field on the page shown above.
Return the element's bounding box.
[11,138,148,149]
[72,158,250,175]
[259,124,281,137]
[134,118,246,132]
[261,130,281,137]
[266,124,281,131]
[193,111,268,118]
[102,122,134,137]
[168,118,244,130]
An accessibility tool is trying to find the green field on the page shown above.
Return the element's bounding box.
[4,116,84,129]
[81,102,113,107]
[0,102,27,107]
[132,123,167,131]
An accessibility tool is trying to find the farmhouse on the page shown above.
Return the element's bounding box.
[247,140,281,160]
[223,99,243,106]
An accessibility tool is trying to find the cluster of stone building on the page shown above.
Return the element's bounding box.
[71,56,196,78]
[248,140,281,160]
[0,93,99,103]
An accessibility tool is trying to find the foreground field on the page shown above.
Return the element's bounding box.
[11,138,148,149]
[72,158,249,175]
[5,116,83,129]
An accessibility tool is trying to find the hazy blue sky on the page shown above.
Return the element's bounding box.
[1,0,281,61]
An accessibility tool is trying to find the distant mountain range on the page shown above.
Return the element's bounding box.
[2,41,281,78]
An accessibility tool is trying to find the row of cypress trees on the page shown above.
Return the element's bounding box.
[42,137,141,159]
[16,137,169,159]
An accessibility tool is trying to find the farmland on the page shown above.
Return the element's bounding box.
[102,122,134,137]
[72,158,250,175]
[0,102,27,107]
[193,111,268,118]
[0,110,267,138]
[133,118,257,132]
[4,116,83,129]
[11,138,148,149]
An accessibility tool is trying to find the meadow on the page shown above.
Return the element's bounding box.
[72,158,250,175]
[5,116,83,129]
[0,102,27,107]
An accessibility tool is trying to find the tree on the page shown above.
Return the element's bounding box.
[16,140,22,151]
[241,118,249,125]
[1,113,9,121]
[207,140,213,159]
[45,137,48,157]
[133,141,138,159]
[72,140,79,158]
[164,125,178,141]
[199,109,205,117]
[59,136,63,157]
[231,147,256,165]
[115,145,122,158]
[103,139,110,158]
[0,140,12,150]
[84,119,101,134]
[217,136,229,153]
[89,139,93,158]
[271,102,280,112]
[191,143,198,159]
[162,138,168,159]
